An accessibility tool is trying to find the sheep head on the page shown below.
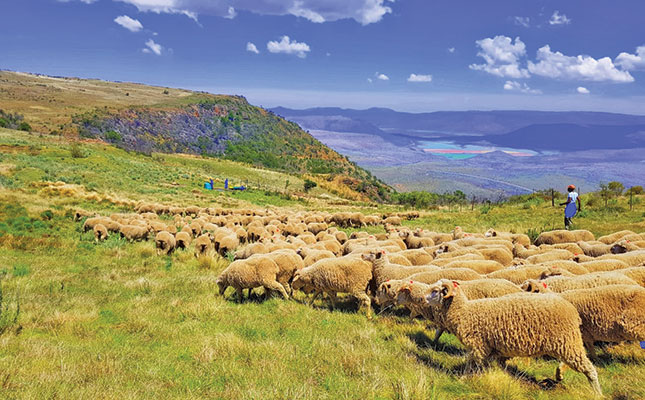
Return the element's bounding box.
[520,279,549,293]
[425,279,458,306]
[610,241,629,254]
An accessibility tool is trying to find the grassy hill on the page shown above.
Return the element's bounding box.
[0,71,388,202]
[1,125,645,399]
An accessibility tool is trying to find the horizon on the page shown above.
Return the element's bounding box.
[2,1,645,114]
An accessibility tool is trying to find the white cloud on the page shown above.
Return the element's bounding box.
[376,73,389,81]
[549,10,571,25]
[448,47,455,53]
[503,80,542,94]
[224,6,236,19]
[528,45,634,83]
[142,39,162,55]
[367,78,373,83]
[246,42,259,54]
[407,73,432,83]
[470,35,530,78]
[267,36,310,58]
[57,0,98,3]
[577,87,590,94]
[513,16,530,28]
[114,15,143,32]
[113,0,393,25]
[615,45,645,70]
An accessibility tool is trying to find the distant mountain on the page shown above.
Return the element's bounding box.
[271,106,645,136]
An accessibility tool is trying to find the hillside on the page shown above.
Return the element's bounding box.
[0,71,388,202]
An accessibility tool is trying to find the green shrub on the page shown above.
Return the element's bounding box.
[40,210,54,220]
[304,179,317,192]
[18,122,31,132]
[0,117,8,128]
[105,130,122,142]
[70,143,86,158]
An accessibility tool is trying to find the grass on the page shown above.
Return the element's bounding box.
[0,128,644,399]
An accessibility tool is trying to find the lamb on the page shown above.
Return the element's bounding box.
[521,271,638,293]
[534,229,594,245]
[119,225,150,242]
[93,223,108,242]
[421,279,602,395]
[291,256,373,317]
[441,260,504,274]
[194,233,213,257]
[155,231,176,255]
[216,256,288,301]
[360,250,440,293]
[175,231,191,250]
[520,283,645,359]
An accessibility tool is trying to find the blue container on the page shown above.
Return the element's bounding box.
[204,183,212,190]
[640,341,645,349]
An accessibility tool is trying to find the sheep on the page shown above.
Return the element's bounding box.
[406,268,483,284]
[194,233,213,257]
[215,234,240,257]
[487,265,575,285]
[597,230,636,244]
[216,256,288,301]
[421,279,602,395]
[296,247,336,267]
[74,209,96,221]
[119,225,150,242]
[597,250,645,266]
[399,249,434,266]
[291,256,373,317]
[576,259,629,273]
[260,249,304,295]
[431,254,485,267]
[93,223,108,242]
[484,229,531,247]
[235,242,269,259]
[521,283,645,359]
[616,266,645,287]
[534,229,594,245]
[525,249,573,265]
[360,250,440,293]
[610,239,642,254]
[399,231,435,249]
[175,231,191,250]
[577,241,618,257]
[189,221,202,237]
[155,231,176,255]
[441,260,504,274]
[521,271,638,293]
[382,216,402,226]
[477,247,514,266]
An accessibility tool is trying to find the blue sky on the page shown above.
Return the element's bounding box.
[2,0,645,113]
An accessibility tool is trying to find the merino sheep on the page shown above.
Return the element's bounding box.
[175,231,191,250]
[442,259,504,274]
[235,242,269,259]
[616,266,645,287]
[577,241,618,257]
[93,223,108,242]
[216,256,288,301]
[487,265,575,285]
[399,249,434,266]
[525,249,573,265]
[297,247,336,267]
[534,229,594,245]
[262,249,305,294]
[521,271,638,293]
[521,283,645,359]
[421,279,602,395]
[291,256,373,317]
[597,230,636,244]
[361,250,440,293]
[194,233,213,257]
[406,268,483,284]
[597,250,645,267]
[576,259,629,273]
[155,231,176,255]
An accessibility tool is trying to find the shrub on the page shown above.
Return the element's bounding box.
[70,143,86,158]
[105,130,122,142]
[18,122,32,132]
[40,210,54,220]
[0,118,8,128]
[626,186,643,195]
[304,179,317,192]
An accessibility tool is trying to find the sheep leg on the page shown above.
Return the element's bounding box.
[263,280,289,300]
[432,328,444,344]
[353,291,372,320]
[327,292,338,310]
[582,337,598,360]
[560,354,602,395]
[308,291,322,306]
[235,287,244,303]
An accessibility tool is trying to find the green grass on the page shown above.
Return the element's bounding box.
[0,128,644,399]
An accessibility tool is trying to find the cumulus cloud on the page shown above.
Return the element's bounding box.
[142,39,162,55]
[224,6,237,19]
[448,47,455,53]
[513,16,530,28]
[577,87,590,94]
[407,73,432,82]
[503,80,542,94]
[470,35,530,78]
[549,10,571,25]
[246,42,259,54]
[376,73,389,81]
[528,45,634,83]
[267,36,310,58]
[615,45,645,70]
[114,15,143,32]
[113,0,393,25]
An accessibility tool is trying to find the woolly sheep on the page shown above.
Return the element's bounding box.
[576,259,629,273]
[431,253,485,267]
[597,230,636,244]
[442,259,504,274]
[260,249,304,295]
[577,241,618,257]
[155,231,176,255]
[119,225,150,242]
[522,271,638,293]
[194,233,213,257]
[360,250,440,293]
[399,249,434,265]
[175,231,191,250]
[487,265,575,285]
[399,231,435,249]
[534,229,594,245]
[610,239,642,254]
[291,256,373,317]
[615,266,645,287]
[383,216,402,226]
[235,242,269,259]
[422,279,602,395]
[597,250,645,266]
[406,268,483,284]
[216,256,288,301]
[297,247,336,267]
[525,249,573,264]
[93,223,108,242]
[521,283,645,359]
[484,229,531,247]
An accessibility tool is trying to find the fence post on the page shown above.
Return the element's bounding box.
[630,188,634,211]
[551,188,554,207]
[471,196,475,211]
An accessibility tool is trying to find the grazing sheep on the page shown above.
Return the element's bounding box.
[576,259,629,273]
[521,283,645,359]
[522,271,638,293]
[215,234,240,257]
[175,231,191,250]
[534,229,594,245]
[119,225,150,242]
[422,279,602,395]
[383,216,402,226]
[487,265,575,285]
[291,256,373,317]
[610,240,642,254]
[597,230,636,244]
[296,247,336,267]
[361,250,440,293]
[155,231,176,255]
[615,266,645,287]
[260,249,304,295]
[597,250,645,267]
[216,256,288,301]
[577,241,617,257]
[194,233,213,257]
[406,268,483,284]
[442,260,504,274]
[525,249,573,265]
[399,231,435,249]
[93,223,108,242]
[399,249,434,266]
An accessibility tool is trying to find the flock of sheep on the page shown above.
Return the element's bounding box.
[77,203,645,396]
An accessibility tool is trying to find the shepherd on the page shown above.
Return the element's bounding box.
[559,184,581,230]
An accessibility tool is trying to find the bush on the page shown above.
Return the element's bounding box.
[105,130,122,142]
[18,122,32,132]
[0,117,8,128]
[70,143,86,158]
[40,210,54,220]
[626,186,643,195]
[304,179,317,192]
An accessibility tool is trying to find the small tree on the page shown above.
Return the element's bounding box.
[18,122,31,132]
[598,182,612,207]
[303,179,317,192]
[626,186,643,195]
[607,181,624,197]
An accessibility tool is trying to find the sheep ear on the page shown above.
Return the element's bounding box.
[441,281,456,298]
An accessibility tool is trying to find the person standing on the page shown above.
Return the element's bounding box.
[560,184,581,230]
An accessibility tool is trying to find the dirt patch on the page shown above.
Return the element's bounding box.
[0,144,40,155]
